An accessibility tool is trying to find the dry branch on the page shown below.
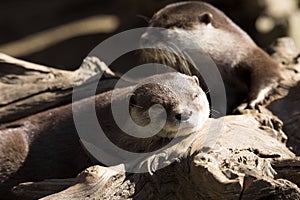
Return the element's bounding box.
[0,53,117,123]
[13,166,133,200]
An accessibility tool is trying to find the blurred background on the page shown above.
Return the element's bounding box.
[0,0,299,71]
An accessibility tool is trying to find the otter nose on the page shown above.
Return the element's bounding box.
[175,111,192,122]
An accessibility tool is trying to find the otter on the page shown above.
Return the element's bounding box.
[140,1,282,112]
[0,72,209,198]
[129,73,209,139]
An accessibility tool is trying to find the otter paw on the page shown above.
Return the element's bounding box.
[256,113,287,143]
[248,81,280,110]
[233,102,258,114]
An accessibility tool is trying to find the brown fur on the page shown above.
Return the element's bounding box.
[149,1,236,32]
[141,1,282,112]
[0,72,209,199]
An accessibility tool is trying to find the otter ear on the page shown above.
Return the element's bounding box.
[192,75,200,85]
[127,93,136,104]
[199,12,213,24]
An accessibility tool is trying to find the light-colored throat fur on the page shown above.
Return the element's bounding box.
[158,23,257,68]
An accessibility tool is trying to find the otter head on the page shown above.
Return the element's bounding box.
[141,2,222,49]
[147,2,216,30]
[129,73,209,138]
[140,1,253,69]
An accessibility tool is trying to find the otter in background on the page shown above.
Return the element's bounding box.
[140,1,282,113]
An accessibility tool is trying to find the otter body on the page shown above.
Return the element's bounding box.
[0,72,209,198]
[141,1,282,112]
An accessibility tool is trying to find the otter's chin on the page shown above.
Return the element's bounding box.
[157,123,198,138]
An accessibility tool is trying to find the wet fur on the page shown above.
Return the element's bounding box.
[129,73,209,138]
[141,1,282,112]
[0,72,209,198]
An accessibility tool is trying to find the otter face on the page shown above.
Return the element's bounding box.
[141,2,221,50]
[129,73,209,138]
[140,2,255,67]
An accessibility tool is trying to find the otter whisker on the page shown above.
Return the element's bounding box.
[210,113,218,118]
[130,103,144,109]
[163,48,177,66]
[167,41,182,55]
[136,14,150,23]
[210,108,220,114]
[158,42,189,74]
[167,42,186,57]
[167,42,191,73]
[169,42,190,65]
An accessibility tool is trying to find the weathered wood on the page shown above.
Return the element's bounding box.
[12,178,75,199]
[267,37,300,155]
[40,165,133,200]
[13,166,133,200]
[272,157,300,187]
[13,114,299,199]
[0,53,117,123]
[127,114,298,200]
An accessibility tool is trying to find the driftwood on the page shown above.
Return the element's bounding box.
[0,53,118,123]
[266,37,300,155]
[4,37,299,199]
[13,115,300,199]
[12,166,133,200]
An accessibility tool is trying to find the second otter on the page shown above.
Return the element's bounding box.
[141,1,282,112]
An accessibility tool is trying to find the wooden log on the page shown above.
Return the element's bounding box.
[13,114,299,199]
[12,178,75,199]
[0,53,118,123]
[13,166,133,200]
[272,157,300,187]
[267,37,300,155]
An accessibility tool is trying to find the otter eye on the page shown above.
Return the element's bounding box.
[176,24,183,29]
[199,12,213,24]
[192,93,199,100]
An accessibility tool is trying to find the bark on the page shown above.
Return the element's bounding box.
[0,53,117,123]
[13,114,300,199]
[13,166,134,200]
